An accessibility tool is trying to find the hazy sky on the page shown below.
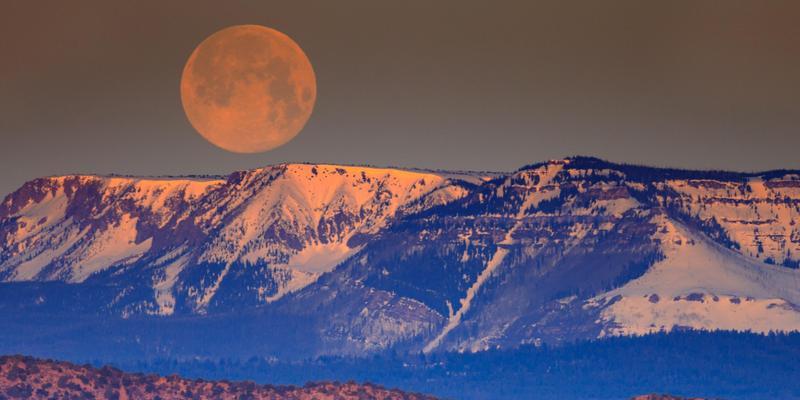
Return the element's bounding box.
[2,1,800,196]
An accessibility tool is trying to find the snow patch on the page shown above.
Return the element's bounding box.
[285,241,359,274]
[595,215,800,336]
[152,251,191,316]
[262,268,317,302]
[70,214,152,282]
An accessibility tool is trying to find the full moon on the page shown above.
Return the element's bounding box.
[180,25,316,153]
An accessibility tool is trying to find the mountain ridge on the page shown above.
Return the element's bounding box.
[2,157,800,358]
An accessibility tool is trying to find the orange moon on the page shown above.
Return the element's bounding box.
[180,25,316,153]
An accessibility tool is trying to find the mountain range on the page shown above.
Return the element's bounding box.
[2,156,800,358]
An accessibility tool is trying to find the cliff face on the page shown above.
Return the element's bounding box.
[0,355,436,400]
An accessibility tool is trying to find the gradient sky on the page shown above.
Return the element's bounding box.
[2,1,800,196]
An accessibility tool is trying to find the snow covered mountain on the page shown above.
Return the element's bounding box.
[2,157,800,358]
[0,164,482,315]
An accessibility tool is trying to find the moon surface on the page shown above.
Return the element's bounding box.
[181,25,316,153]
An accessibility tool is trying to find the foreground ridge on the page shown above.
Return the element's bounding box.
[0,355,436,400]
[0,355,714,400]
[2,156,800,357]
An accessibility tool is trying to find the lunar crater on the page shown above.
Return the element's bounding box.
[181,24,316,153]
